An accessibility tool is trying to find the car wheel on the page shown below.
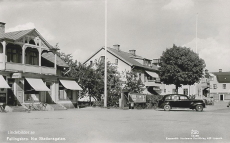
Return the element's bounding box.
[195,105,203,112]
[164,105,171,111]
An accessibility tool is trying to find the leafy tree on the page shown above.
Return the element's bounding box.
[123,71,144,93]
[57,51,122,106]
[159,44,205,93]
[94,60,122,106]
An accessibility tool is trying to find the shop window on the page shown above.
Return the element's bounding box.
[67,90,73,100]
[223,84,226,89]
[59,90,67,100]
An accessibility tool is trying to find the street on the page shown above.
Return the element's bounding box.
[1,102,230,143]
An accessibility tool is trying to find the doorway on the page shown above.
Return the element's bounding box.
[220,95,224,101]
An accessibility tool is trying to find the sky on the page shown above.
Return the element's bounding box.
[0,0,230,72]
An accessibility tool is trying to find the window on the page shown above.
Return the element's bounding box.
[213,84,217,89]
[100,56,105,63]
[223,84,226,89]
[165,96,171,100]
[172,89,176,94]
[180,96,188,100]
[183,89,188,95]
[7,47,22,63]
[164,89,166,93]
[115,59,118,65]
[172,95,179,100]
[59,90,67,100]
[25,48,38,65]
[90,61,93,66]
[67,90,73,100]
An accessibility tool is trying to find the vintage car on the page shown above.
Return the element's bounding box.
[158,94,205,111]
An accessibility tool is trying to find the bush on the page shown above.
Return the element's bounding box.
[92,101,103,107]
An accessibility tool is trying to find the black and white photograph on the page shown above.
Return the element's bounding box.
[0,0,230,142]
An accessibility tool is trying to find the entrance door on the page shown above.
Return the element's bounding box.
[220,95,224,101]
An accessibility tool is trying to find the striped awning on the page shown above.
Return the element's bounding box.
[59,80,82,90]
[0,75,10,88]
[25,78,50,91]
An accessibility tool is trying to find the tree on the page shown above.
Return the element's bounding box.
[123,71,144,93]
[158,44,205,93]
[57,51,122,106]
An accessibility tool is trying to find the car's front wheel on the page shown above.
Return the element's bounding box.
[164,105,171,111]
[195,105,203,112]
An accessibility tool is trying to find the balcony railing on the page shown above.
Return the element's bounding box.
[5,62,56,75]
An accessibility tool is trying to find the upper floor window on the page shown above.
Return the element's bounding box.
[100,56,105,63]
[6,45,22,63]
[213,84,217,89]
[223,84,226,89]
[115,59,118,65]
[25,48,38,65]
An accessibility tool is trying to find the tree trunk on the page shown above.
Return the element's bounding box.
[176,85,179,94]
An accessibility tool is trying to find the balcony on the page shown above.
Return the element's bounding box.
[5,62,56,75]
[144,80,162,87]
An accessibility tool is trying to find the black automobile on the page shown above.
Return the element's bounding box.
[158,94,205,111]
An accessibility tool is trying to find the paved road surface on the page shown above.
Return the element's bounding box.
[0,101,230,143]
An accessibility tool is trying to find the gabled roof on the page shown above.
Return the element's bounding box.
[0,28,53,49]
[42,52,69,68]
[84,47,158,71]
[0,28,68,68]
[0,29,33,40]
[212,72,230,83]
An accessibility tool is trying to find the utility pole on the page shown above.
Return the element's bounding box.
[196,13,198,54]
[104,0,108,107]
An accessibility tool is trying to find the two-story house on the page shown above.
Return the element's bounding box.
[84,44,162,95]
[209,69,230,101]
[0,22,82,111]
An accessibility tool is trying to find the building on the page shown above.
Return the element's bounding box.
[0,22,82,111]
[209,69,230,101]
[84,44,162,94]
[83,45,210,98]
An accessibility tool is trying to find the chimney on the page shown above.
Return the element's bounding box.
[0,22,6,36]
[219,69,222,72]
[113,44,120,51]
[129,50,136,56]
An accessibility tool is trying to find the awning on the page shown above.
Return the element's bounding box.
[25,78,50,91]
[145,71,159,78]
[59,80,83,90]
[0,75,10,88]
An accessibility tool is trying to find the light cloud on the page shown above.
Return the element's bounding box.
[162,0,194,10]
[184,37,230,72]
[6,22,55,41]
[6,22,35,32]
[72,48,93,63]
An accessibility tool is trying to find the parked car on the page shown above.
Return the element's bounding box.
[158,94,205,111]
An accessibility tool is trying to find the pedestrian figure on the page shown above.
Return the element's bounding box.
[227,101,230,107]
[0,103,6,113]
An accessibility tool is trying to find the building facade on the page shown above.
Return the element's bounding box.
[209,70,230,101]
[84,44,163,95]
[0,22,82,111]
